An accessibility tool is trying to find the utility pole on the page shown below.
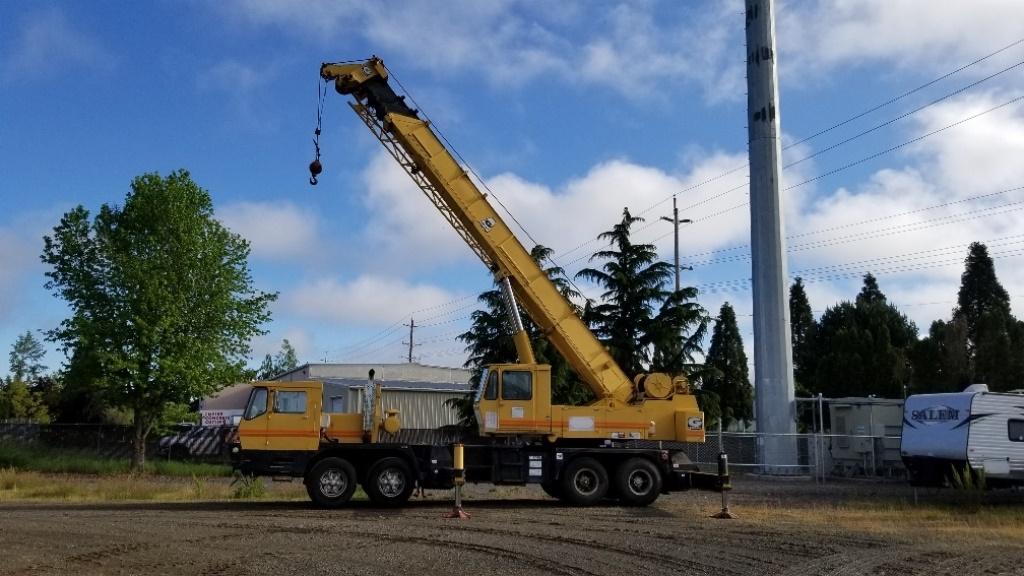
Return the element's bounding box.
[402,318,417,363]
[660,195,693,293]
[745,0,797,473]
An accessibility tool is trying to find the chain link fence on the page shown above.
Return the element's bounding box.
[2,421,905,479]
[680,430,905,481]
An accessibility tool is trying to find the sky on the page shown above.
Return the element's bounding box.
[2,0,1024,374]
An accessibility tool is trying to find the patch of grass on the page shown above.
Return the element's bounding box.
[230,474,266,499]
[148,459,232,477]
[0,442,231,477]
[734,497,1024,546]
[0,469,309,502]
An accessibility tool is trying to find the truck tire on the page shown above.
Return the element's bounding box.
[615,458,662,507]
[364,457,415,507]
[540,479,562,499]
[306,457,357,507]
[560,457,608,506]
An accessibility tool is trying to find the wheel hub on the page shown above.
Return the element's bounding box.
[628,469,652,495]
[319,468,347,498]
[378,468,405,497]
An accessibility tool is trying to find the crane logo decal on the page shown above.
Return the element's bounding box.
[687,416,704,431]
[481,217,495,231]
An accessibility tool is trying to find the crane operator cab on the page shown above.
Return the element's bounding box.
[475,365,553,437]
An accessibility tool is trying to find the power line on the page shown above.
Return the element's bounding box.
[552,37,1024,267]
[782,57,1024,172]
[783,94,1024,193]
[784,36,1024,151]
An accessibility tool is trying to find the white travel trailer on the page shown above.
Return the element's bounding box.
[901,384,1024,487]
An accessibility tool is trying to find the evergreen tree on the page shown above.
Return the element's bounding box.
[575,208,678,376]
[910,318,971,393]
[451,245,592,428]
[257,339,300,380]
[789,277,816,394]
[950,242,1021,390]
[702,303,753,428]
[955,243,1011,344]
[9,331,46,383]
[813,274,917,398]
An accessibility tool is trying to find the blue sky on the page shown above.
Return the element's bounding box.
[2,0,1024,372]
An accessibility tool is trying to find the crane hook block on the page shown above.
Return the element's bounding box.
[309,158,323,186]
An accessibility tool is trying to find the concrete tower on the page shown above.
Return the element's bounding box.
[744,0,798,471]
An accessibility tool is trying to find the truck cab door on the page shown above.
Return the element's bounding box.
[265,386,321,452]
[498,369,535,433]
[239,386,270,450]
[477,370,500,433]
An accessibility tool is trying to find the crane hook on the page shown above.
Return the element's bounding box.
[309,130,322,186]
[309,157,322,186]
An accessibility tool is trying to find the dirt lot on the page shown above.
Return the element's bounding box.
[0,477,1021,576]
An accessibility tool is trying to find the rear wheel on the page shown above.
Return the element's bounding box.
[540,479,562,499]
[560,457,608,506]
[364,457,415,507]
[306,457,357,508]
[615,458,662,506]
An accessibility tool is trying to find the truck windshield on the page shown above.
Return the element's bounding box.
[244,387,268,420]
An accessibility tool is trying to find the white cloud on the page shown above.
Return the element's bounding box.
[197,59,272,93]
[782,93,1024,327]
[251,326,315,364]
[219,201,320,262]
[2,7,114,81]
[218,0,744,101]
[354,147,755,277]
[283,274,465,327]
[778,0,1024,78]
[0,226,37,321]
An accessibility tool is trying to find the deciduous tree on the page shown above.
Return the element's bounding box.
[41,171,275,468]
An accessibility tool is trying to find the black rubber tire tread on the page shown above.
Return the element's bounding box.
[559,456,609,506]
[363,456,415,507]
[305,457,357,508]
[540,479,562,499]
[614,457,662,507]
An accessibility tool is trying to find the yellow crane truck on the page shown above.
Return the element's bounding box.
[232,57,727,507]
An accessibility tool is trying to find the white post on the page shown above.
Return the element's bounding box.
[745,0,797,473]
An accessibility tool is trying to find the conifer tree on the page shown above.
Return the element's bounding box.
[789,277,816,394]
[702,302,752,428]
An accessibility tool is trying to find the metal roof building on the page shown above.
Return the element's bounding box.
[276,363,473,429]
[200,363,472,429]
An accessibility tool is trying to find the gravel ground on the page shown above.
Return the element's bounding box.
[1,477,1021,576]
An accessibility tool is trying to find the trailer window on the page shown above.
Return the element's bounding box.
[484,371,498,400]
[502,371,532,401]
[274,390,307,414]
[243,387,268,420]
[1009,419,1024,442]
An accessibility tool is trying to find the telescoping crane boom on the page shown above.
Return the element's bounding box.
[231,57,723,509]
[318,57,705,444]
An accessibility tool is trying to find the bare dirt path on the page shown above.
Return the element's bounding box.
[0,480,1021,576]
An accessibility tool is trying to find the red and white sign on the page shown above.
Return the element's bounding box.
[201,410,243,426]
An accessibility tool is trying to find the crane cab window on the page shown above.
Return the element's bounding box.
[501,371,533,401]
[484,371,498,400]
[274,390,307,414]
[243,387,268,420]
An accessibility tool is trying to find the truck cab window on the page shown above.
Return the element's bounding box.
[1010,419,1024,442]
[275,390,307,414]
[243,387,268,420]
[484,371,498,400]
[502,371,532,401]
